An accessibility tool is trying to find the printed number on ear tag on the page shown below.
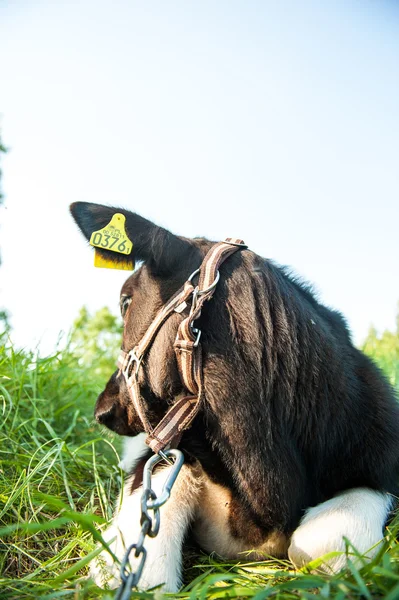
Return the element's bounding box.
[90,213,134,270]
[89,213,133,255]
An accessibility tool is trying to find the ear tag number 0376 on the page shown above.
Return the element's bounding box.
[89,213,134,270]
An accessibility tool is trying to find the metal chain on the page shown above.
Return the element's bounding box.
[115,449,184,600]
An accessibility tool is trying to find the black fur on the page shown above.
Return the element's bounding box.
[70,201,399,542]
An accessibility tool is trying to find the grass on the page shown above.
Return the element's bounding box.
[1,335,399,599]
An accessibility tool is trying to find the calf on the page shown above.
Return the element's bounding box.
[70,202,399,592]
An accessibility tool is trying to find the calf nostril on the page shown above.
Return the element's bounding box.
[96,402,116,425]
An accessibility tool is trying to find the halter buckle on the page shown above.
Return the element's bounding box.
[225,241,248,248]
[124,349,143,378]
[192,327,201,347]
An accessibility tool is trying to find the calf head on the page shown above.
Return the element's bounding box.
[70,202,206,436]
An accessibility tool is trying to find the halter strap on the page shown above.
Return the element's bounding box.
[118,238,247,453]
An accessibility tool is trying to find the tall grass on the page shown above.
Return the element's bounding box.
[0,339,120,598]
[1,335,399,599]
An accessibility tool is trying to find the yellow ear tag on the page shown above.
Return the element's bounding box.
[93,250,134,270]
[89,213,134,270]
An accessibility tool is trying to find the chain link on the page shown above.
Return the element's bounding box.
[114,449,184,599]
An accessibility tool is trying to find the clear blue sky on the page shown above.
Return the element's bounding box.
[1,0,398,353]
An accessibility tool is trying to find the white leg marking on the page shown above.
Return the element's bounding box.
[289,488,393,573]
[118,433,147,472]
[90,463,202,592]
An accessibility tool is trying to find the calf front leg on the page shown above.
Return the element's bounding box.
[90,461,203,592]
[288,488,393,573]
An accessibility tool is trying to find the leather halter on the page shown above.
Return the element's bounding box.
[117,238,247,454]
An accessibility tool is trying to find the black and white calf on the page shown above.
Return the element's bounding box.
[70,202,399,592]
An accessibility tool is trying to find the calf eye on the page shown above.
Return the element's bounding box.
[120,295,132,318]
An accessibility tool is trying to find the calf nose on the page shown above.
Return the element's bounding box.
[95,402,116,426]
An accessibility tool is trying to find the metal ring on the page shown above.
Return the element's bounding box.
[187,268,200,283]
[198,270,220,295]
[187,268,220,296]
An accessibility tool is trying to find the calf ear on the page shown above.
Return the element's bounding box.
[70,202,198,276]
